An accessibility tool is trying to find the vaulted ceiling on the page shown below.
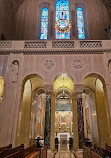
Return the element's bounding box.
[3,0,111,14]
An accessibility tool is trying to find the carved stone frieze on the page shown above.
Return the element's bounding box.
[72,59,84,69]
[43,59,55,70]
[24,41,46,48]
[52,41,74,48]
[0,41,12,48]
[80,41,102,48]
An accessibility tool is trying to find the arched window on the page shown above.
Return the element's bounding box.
[55,0,70,39]
[76,6,85,39]
[40,7,48,39]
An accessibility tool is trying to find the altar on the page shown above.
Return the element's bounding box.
[57,133,70,142]
[56,133,71,149]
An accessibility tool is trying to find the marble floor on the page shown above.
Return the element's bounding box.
[55,150,75,158]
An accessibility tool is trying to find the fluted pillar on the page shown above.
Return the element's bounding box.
[44,85,53,148]
[75,84,85,149]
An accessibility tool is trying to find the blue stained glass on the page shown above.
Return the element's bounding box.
[76,6,85,39]
[40,8,48,39]
[55,0,70,39]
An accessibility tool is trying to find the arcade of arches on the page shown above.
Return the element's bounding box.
[0,70,111,151]
[0,0,111,157]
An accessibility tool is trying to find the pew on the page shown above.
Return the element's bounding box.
[105,143,111,151]
[83,145,92,158]
[83,145,103,158]
[0,144,47,158]
[91,150,102,158]
[4,150,23,158]
[38,146,47,158]
[0,144,12,152]
[94,144,111,158]
[24,144,41,158]
[24,145,47,158]
[0,144,24,158]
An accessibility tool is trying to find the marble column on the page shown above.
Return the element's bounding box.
[44,85,53,149]
[75,85,85,149]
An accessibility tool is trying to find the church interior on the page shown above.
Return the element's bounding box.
[0,0,111,157]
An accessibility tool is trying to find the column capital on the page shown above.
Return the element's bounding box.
[44,84,53,97]
[74,84,83,98]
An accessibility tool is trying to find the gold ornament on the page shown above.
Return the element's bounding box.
[55,19,71,33]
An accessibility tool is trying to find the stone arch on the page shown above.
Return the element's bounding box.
[50,73,78,150]
[83,72,106,85]
[16,74,45,147]
[83,73,110,147]
[83,87,99,145]
[22,74,44,85]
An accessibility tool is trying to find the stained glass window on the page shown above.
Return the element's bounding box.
[40,7,48,39]
[55,0,70,39]
[76,6,85,39]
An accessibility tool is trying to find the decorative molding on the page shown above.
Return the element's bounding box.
[43,60,55,70]
[24,41,47,48]
[52,41,74,48]
[75,84,84,97]
[0,41,12,48]
[44,85,53,97]
[0,49,111,55]
[72,59,84,69]
[11,60,19,83]
[80,41,102,48]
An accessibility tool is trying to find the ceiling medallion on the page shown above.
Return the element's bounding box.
[55,19,71,33]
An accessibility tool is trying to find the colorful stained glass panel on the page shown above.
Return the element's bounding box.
[76,6,85,39]
[55,0,70,39]
[40,8,48,39]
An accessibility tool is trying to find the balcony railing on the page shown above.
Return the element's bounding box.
[0,40,111,53]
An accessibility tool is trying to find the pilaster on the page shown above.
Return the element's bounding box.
[44,85,53,148]
[72,94,79,150]
[75,84,85,148]
[0,82,23,147]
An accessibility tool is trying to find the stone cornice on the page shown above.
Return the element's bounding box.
[0,49,111,55]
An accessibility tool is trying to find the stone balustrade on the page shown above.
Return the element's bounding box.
[0,40,111,54]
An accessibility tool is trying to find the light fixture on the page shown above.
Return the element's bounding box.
[59,90,68,100]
